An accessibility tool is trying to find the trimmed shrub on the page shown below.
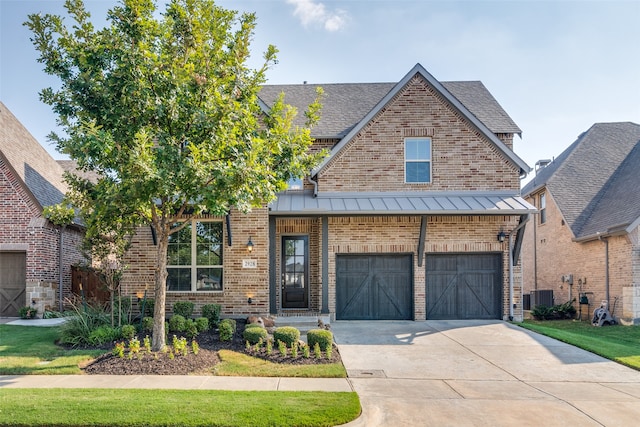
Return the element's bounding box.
[184,319,199,339]
[173,301,194,319]
[532,299,577,320]
[88,325,121,345]
[243,326,268,344]
[201,304,221,327]
[219,318,235,341]
[245,322,263,330]
[273,326,300,348]
[168,314,187,332]
[194,317,209,332]
[306,329,333,351]
[141,316,154,332]
[121,324,136,340]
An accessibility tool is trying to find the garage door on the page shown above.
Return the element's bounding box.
[0,252,26,317]
[336,254,413,320]
[426,254,502,320]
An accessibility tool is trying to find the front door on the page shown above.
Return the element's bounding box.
[281,236,309,309]
[0,252,26,317]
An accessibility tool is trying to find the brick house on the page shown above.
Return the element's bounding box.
[0,102,86,317]
[521,122,640,324]
[121,64,535,321]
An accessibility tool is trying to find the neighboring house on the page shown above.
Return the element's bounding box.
[522,122,640,324]
[121,63,536,321]
[0,102,86,317]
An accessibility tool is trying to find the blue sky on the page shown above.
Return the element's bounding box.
[1,0,639,184]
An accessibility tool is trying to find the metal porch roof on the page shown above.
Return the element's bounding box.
[269,191,536,216]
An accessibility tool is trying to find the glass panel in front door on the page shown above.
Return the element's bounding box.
[282,236,308,308]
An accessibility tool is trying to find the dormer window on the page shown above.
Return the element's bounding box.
[405,138,432,183]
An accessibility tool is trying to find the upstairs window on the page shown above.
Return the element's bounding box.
[405,138,432,183]
[167,221,223,292]
[539,192,547,224]
[286,177,304,190]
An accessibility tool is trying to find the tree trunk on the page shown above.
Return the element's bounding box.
[151,225,169,351]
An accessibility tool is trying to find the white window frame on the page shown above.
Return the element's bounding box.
[167,220,223,292]
[539,192,547,224]
[404,137,432,184]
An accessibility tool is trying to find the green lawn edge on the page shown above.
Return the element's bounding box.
[0,388,361,427]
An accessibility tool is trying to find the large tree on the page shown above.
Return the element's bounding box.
[27,0,324,350]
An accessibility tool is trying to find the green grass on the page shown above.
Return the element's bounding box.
[517,319,640,370]
[214,349,347,377]
[0,389,361,427]
[0,325,102,374]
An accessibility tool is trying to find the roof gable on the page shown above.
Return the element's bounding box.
[523,122,640,239]
[0,102,67,209]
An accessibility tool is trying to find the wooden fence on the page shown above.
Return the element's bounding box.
[71,266,111,303]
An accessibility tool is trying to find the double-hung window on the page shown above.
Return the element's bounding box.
[405,138,432,183]
[167,221,223,292]
[539,192,547,224]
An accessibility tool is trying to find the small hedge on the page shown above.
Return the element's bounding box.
[307,329,333,351]
[194,317,209,332]
[243,326,268,344]
[219,318,236,341]
[201,304,221,327]
[273,326,300,348]
[168,314,187,332]
[173,301,194,319]
[532,299,577,320]
[141,316,153,332]
[121,324,136,340]
[245,322,263,330]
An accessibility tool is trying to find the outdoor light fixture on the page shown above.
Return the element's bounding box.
[497,230,506,243]
[136,291,144,302]
[247,297,253,304]
[246,236,254,253]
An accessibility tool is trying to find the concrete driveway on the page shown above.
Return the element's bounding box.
[332,320,640,427]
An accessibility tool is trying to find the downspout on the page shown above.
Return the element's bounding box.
[308,175,319,197]
[599,234,610,307]
[508,214,531,321]
[58,225,66,312]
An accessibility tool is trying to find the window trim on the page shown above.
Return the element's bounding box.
[167,220,224,293]
[539,192,547,224]
[404,137,432,184]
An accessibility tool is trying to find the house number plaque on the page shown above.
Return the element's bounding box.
[242,259,257,269]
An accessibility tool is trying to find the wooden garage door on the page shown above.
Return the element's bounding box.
[426,254,502,320]
[336,254,413,320]
[0,252,26,317]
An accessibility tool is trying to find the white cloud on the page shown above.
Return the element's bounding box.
[286,0,349,32]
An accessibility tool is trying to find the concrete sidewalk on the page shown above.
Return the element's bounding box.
[0,374,353,392]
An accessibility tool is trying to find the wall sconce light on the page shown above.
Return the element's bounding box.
[247,297,253,304]
[497,230,506,243]
[136,291,144,303]
[246,236,254,253]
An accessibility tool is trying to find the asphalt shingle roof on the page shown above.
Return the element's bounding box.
[522,122,640,239]
[258,80,521,139]
[0,101,67,209]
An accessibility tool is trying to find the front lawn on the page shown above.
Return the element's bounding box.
[0,389,361,427]
[517,319,640,370]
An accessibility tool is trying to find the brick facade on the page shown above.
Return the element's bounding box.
[522,189,639,323]
[0,156,87,316]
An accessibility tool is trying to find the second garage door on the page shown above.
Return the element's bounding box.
[336,254,413,320]
[426,253,502,320]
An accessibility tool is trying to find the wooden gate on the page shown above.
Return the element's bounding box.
[71,266,110,303]
[0,252,26,317]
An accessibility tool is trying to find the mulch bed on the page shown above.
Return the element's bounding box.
[80,319,341,375]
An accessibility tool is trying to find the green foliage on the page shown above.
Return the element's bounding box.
[184,319,199,339]
[306,329,333,351]
[26,0,327,352]
[168,314,187,332]
[243,326,268,345]
[194,317,209,333]
[172,335,188,357]
[173,301,194,319]
[142,300,154,318]
[121,324,136,340]
[273,326,300,348]
[18,306,37,319]
[88,325,121,345]
[313,342,322,359]
[245,322,262,329]
[127,337,141,359]
[532,299,577,320]
[143,335,152,354]
[291,341,298,358]
[112,342,125,358]
[302,342,310,358]
[278,340,287,357]
[191,339,200,356]
[42,203,75,226]
[141,316,154,332]
[59,301,111,347]
[114,297,134,325]
[219,319,235,341]
[202,304,221,326]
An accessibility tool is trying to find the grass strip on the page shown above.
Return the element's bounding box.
[0,388,360,427]
[517,320,640,370]
[214,349,347,377]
